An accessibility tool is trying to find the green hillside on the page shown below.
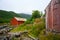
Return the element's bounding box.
[0,10,31,23]
[0,10,20,23]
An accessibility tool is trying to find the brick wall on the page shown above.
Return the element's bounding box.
[45,0,60,32]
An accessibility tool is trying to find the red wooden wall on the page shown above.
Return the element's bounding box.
[10,18,25,26]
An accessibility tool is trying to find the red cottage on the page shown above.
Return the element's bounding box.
[10,17,27,26]
[45,0,60,33]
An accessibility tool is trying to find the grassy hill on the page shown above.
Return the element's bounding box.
[0,10,31,23]
[0,10,21,23]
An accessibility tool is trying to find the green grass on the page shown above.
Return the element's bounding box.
[11,18,45,38]
[10,24,36,38]
[11,24,33,32]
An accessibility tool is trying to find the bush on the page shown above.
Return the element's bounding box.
[39,32,60,40]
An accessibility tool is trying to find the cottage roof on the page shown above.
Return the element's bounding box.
[14,17,27,21]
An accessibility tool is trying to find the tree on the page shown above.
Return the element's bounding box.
[32,10,41,19]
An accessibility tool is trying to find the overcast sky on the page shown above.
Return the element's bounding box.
[0,0,51,14]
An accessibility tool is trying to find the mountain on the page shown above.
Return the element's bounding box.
[0,10,31,23]
[0,10,20,23]
[18,13,31,19]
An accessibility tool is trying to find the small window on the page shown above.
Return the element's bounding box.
[48,5,51,11]
[48,7,50,11]
[53,7,57,11]
[54,0,60,5]
[58,0,60,4]
[53,5,57,11]
[54,1,58,5]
